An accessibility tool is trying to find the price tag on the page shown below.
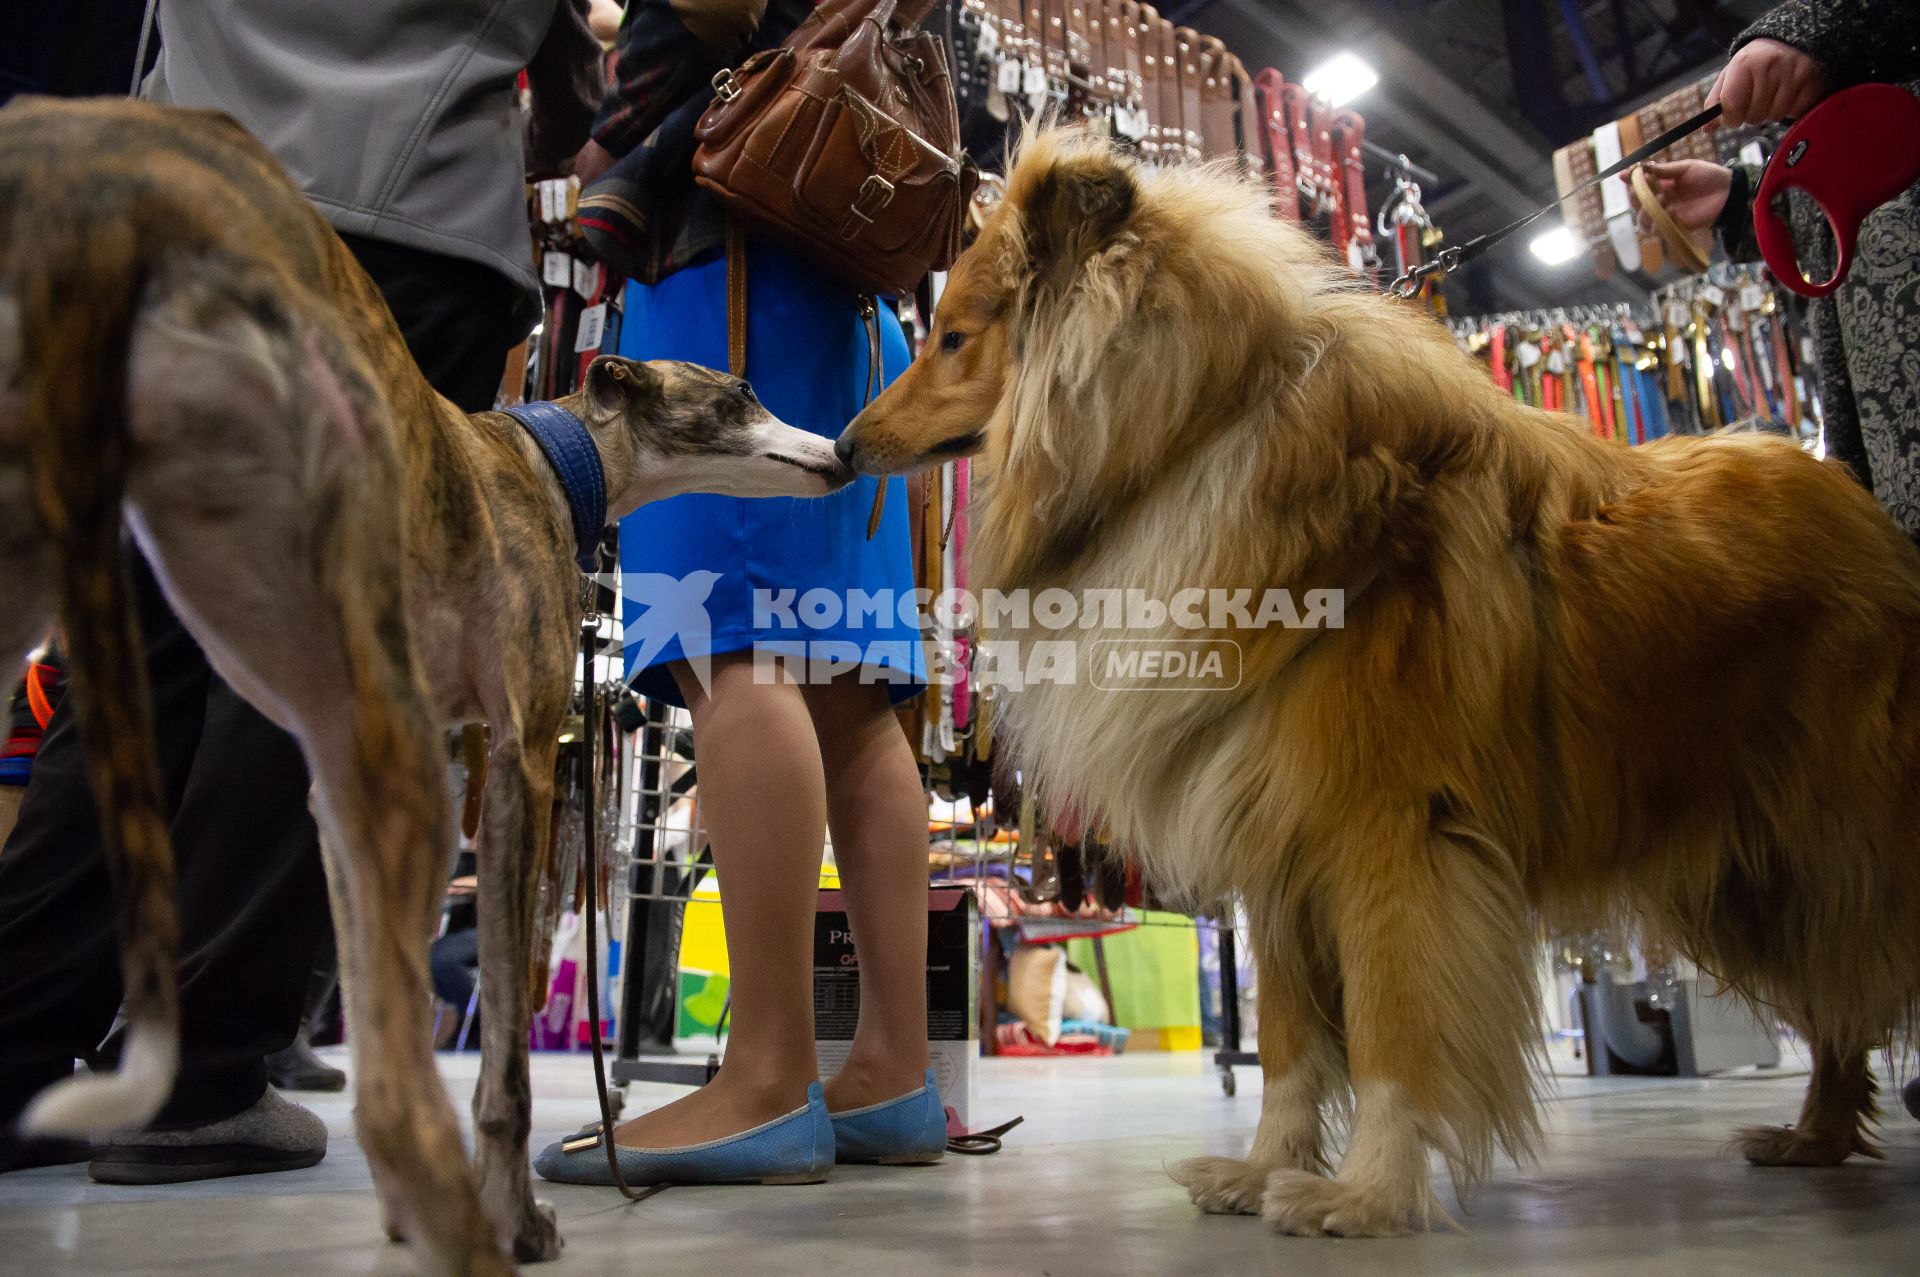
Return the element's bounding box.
[1516,340,1541,369]
[1801,336,1816,364]
[1740,140,1765,167]
[573,258,601,299]
[978,22,999,56]
[1702,284,1725,308]
[997,58,1023,93]
[1545,346,1566,375]
[1740,283,1764,312]
[574,303,607,353]
[1023,63,1047,96]
[543,251,573,288]
[1667,300,1689,328]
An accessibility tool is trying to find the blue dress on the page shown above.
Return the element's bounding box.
[616,235,925,707]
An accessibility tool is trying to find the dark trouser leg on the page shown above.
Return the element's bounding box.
[0,558,211,1125]
[154,679,331,1124]
[336,233,525,414]
[429,927,480,1010]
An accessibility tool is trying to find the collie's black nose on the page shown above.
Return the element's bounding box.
[834,433,856,469]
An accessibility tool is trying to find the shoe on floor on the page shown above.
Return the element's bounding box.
[829,1068,947,1165]
[1,1133,90,1173]
[533,1082,834,1187]
[265,1030,347,1092]
[89,1088,327,1185]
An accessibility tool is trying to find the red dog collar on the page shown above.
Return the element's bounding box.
[1754,83,1920,298]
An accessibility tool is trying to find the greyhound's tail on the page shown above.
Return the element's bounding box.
[13,215,182,1135]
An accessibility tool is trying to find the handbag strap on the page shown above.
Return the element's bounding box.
[726,219,748,377]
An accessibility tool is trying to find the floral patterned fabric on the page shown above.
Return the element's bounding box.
[1720,0,1920,535]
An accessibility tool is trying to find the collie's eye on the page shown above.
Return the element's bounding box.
[736,380,756,403]
[940,330,967,352]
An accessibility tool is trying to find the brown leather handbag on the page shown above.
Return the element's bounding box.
[692,0,974,300]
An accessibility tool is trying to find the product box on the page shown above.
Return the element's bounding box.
[814,887,978,1126]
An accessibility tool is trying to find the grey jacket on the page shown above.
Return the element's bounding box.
[146,0,592,314]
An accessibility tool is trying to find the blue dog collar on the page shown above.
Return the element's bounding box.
[501,401,607,572]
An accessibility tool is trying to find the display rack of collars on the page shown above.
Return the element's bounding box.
[941,1,1406,282]
[526,175,624,401]
[1650,264,1818,440]
[1551,75,1727,280]
[1447,265,1819,445]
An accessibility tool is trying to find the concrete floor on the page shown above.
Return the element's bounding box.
[3,1048,1917,1276]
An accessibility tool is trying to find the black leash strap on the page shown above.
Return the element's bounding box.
[577,593,666,1202]
[947,1115,1023,1155]
[1387,104,1722,298]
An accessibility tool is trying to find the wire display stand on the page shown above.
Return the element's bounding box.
[1213,907,1258,1096]
[605,695,720,1108]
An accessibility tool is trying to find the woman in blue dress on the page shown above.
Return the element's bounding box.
[537,0,946,1185]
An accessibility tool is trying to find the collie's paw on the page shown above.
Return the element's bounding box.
[511,1199,563,1264]
[1170,1156,1280,1215]
[1736,1125,1876,1167]
[1260,1169,1423,1238]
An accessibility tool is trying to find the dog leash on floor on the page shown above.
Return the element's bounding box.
[947,1115,1024,1155]
[1386,104,1722,299]
[576,581,667,1203]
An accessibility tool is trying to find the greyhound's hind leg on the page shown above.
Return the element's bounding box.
[126,260,512,1274]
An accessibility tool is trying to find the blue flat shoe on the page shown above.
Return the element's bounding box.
[829,1069,947,1165]
[533,1082,834,1186]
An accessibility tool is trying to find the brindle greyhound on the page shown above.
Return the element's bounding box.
[0,97,848,1274]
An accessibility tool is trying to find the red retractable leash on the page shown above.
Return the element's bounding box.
[1753,82,1920,298]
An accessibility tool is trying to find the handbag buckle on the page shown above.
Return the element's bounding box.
[845,174,896,234]
[712,69,740,102]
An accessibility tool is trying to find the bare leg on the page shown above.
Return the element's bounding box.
[1172,911,1343,1215]
[610,654,825,1147]
[801,679,931,1112]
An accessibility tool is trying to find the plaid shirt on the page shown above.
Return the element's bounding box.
[582,0,812,282]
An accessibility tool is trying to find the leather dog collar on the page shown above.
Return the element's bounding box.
[501,401,607,572]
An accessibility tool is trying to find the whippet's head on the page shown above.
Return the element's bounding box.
[569,355,852,516]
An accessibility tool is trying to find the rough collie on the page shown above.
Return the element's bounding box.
[834,128,1920,1235]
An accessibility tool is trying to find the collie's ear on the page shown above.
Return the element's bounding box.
[584,356,662,416]
[1020,148,1136,287]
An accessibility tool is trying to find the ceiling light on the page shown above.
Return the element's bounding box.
[1300,53,1378,108]
[1529,225,1583,266]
